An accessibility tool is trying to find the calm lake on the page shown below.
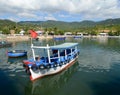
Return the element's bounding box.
[0,37,120,95]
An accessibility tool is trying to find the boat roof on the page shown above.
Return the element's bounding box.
[31,42,78,49]
[50,43,78,49]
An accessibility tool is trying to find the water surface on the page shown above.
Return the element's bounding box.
[0,37,120,95]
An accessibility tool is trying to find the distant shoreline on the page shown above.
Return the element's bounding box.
[0,35,120,42]
[0,35,53,42]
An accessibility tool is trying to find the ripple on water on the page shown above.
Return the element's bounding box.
[77,46,120,73]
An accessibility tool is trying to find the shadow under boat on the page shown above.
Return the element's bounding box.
[25,62,79,95]
[7,56,27,64]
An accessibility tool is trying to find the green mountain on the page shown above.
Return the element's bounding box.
[0,19,16,26]
[97,18,120,25]
[18,18,120,30]
[1,18,120,32]
[18,20,96,31]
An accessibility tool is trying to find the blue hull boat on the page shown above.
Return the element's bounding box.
[7,50,27,57]
[74,36,83,38]
[53,37,66,41]
[23,42,79,81]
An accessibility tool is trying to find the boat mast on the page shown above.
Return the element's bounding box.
[58,50,60,59]
[31,44,36,61]
[47,44,51,63]
[75,46,77,52]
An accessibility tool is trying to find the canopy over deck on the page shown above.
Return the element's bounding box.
[50,43,78,49]
[31,43,78,49]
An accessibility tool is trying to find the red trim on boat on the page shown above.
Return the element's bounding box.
[23,60,34,65]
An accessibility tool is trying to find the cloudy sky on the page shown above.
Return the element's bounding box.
[0,0,120,22]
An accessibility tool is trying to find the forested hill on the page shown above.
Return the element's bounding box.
[0,19,15,26]
[0,18,120,32]
[18,18,120,28]
[18,20,96,28]
[97,18,120,25]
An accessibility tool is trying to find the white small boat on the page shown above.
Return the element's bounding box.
[23,43,79,81]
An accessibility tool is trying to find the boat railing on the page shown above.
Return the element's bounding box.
[51,49,78,63]
[30,44,79,67]
[28,53,78,69]
[33,54,73,68]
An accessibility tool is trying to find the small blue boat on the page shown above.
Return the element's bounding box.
[53,37,66,41]
[73,35,83,38]
[7,50,27,57]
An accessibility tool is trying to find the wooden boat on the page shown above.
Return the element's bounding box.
[0,41,12,48]
[23,42,79,81]
[7,50,27,57]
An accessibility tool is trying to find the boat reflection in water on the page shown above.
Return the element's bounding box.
[7,56,27,64]
[25,62,79,95]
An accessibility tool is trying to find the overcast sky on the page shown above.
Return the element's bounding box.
[0,0,120,22]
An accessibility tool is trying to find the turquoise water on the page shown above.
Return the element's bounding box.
[0,37,120,95]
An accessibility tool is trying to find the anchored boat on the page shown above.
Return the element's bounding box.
[7,50,27,57]
[73,35,83,38]
[23,42,79,81]
[53,37,66,41]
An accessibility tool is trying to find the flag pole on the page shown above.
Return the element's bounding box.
[29,29,38,61]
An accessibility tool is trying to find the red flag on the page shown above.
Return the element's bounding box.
[29,30,38,38]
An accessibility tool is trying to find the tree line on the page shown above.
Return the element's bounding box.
[0,19,120,36]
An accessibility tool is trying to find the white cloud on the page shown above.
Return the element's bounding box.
[18,12,37,19]
[44,14,57,21]
[0,0,120,21]
[59,14,70,18]
[8,17,19,22]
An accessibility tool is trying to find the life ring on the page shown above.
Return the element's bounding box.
[63,61,66,65]
[67,59,70,63]
[64,61,67,64]
[46,64,51,69]
[59,62,63,66]
[61,61,65,65]
[53,62,58,67]
[39,64,45,69]
[74,54,77,58]
[31,65,38,71]
[67,58,70,63]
